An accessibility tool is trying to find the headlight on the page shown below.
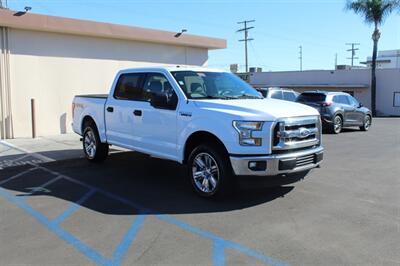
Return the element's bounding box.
[232,121,263,146]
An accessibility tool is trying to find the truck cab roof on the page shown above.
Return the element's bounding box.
[117,66,228,74]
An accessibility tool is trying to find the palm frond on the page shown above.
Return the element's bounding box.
[346,0,400,25]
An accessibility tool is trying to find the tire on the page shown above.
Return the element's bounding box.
[360,115,371,131]
[187,144,233,198]
[82,122,109,162]
[329,115,343,134]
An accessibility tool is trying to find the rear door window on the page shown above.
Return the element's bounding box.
[283,91,296,101]
[333,95,348,105]
[340,95,350,105]
[114,73,145,101]
[347,95,359,107]
[270,90,283,99]
[333,95,341,104]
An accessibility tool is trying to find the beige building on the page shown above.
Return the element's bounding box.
[246,68,400,117]
[0,9,226,139]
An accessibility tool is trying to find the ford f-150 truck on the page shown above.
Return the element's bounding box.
[72,67,324,198]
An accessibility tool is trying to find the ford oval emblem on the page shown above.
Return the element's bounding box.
[298,128,311,138]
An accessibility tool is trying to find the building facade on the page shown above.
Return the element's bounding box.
[248,68,400,117]
[362,50,400,69]
[0,10,226,139]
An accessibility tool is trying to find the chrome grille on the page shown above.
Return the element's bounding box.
[272,116,321,152]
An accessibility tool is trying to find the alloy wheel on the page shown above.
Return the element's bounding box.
[192,152,220,194]
[334,116,342,133]
[364,116,371,130]
[84,129,97,159]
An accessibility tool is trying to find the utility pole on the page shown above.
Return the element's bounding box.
[335,53,338,69]
[298,45,303,71]
[237,20,255,73]
[346,43,360,67]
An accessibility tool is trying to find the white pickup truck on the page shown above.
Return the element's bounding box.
[72,66,323,197]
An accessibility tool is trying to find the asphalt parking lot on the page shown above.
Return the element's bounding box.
[0,118,399,266]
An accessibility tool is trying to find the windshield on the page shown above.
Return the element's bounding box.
[171,71,263,99]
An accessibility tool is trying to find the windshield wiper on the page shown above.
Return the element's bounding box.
[238,93,263,99]
[198,95,239,100]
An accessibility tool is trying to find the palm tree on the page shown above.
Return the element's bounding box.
[346,0,400,116]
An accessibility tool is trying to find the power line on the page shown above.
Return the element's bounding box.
[237,19,255,73]
[346,43,360,67]
[299,45,303,71]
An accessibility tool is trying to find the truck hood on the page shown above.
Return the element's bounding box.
[193,98,319,120]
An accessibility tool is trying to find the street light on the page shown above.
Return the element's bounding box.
[174,29,187,38]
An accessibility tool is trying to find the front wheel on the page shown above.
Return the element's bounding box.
[360,115,371,131]
[188,145,233,198]
[83,124,109,162]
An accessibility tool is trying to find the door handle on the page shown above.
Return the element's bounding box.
[133,110,142,116]
[106,106,114,112]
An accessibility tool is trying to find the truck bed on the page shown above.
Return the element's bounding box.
[72,95,107,138]
[76,94,108,99]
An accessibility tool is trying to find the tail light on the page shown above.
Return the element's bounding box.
[321,102,332,107]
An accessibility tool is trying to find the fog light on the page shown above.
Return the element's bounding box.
[248,161,267,171]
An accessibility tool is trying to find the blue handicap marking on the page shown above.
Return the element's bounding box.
[0,145,290,266]
[110,214,147,266]
[52,188,96,225]
[213,240,226,266]
[0,186,112,266]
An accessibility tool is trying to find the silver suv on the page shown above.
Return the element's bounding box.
[256,87,299,102]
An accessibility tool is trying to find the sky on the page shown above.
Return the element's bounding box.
[5,0,400,72]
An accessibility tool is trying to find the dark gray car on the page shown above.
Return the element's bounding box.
[296,91,372,134]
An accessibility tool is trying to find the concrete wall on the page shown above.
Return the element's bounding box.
[0,27,12,139]
[376,69,400,116]
[249,68,400,116]
[5,28,209,138]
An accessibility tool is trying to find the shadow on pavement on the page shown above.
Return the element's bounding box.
[0,151,309,215]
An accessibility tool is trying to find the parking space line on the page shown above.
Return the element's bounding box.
[0,186,111,266]
[34,165,288,266]
[0,140,54,163]
[0,166,38,185]
[157,215,289,266]
[52,188,97,225]
[213,240,225,266]
[111,214,147,266]
[0,147,11,154]
[1,141,289,266]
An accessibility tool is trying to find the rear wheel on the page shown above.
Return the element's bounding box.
[82,122,109,162]
[360,115,371,131]
[188,145,233,198]
[329,115,342,134]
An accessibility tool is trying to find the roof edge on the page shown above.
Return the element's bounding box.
[0,9,226,50]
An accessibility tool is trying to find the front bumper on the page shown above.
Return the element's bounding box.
[230,146,324,176]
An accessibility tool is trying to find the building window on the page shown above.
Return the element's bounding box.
[394,92,400,107]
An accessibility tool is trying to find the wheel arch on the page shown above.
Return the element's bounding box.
[334,112,344,120]
[81,115,97,133]
[183,131,229,165]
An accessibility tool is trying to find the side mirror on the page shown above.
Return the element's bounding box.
[150,93,177,110]
[358,102,363,108]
